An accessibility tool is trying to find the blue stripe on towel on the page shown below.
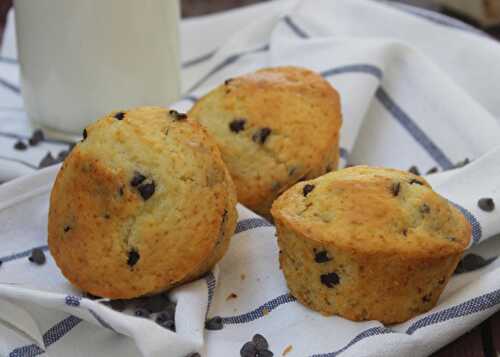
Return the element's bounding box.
[0,245,49,264]
[235,218,273,234]
[0,77,21,94]
[283,16,309,39]
[182,49,217,69]
[321,64,383,80]
[0,155,38,170]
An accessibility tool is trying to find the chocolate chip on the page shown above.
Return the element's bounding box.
[108,299,126,311]
[114,112,125,120]
[130,172,146,187]
[29,129,45,146]
[138,181,155,200]
[320,272,340,288]
[127,249,140,267]
[478,198,495,212]
[426,167,438,175]
[408,166,420,175]
[402,229,408,237]
[104,214,110,219]
[303,184,315,197]
[240,341,257,357]
[422,293,432,303]
[253,334,269,351]
[454,253,498,274]
[169,110,188,121]
[13,140,27,150]
[420,204,430,214]
[224,78,233,85]
[118,186,124,196]
[82,128,87,140]
[63,225,71,232]
[391,182,400,197]
[314,250,331,263]
[134,308,150,318]
[409,179,423,186]
[229,118,246,133]
[454,158,470,169]
[28,248,46,265]
[205,316,223,330]
[252,128,271,144]
[257,350,274,357]
[39,152,56,168]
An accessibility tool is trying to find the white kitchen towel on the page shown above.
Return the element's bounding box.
[1,0,500,356]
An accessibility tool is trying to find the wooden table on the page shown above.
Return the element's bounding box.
[180,1,500,356]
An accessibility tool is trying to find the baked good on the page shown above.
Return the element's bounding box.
[271,166,471,324]
[188,66,342,220]
[48,107,238,299]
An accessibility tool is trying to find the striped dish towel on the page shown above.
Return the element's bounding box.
[1,0,500,356]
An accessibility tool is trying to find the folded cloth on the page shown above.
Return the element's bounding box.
[1,0,500,356]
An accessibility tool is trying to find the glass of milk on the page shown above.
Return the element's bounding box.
[14,0,181,135]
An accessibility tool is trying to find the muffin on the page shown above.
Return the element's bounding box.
[188,66,342,220]
[48,107,238,299]
[271,166,471,324]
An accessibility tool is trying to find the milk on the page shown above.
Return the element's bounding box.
[14,0,181,134]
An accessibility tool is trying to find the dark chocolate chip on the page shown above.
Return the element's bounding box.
[119,186,124,196]
[252,127,271,144]
[104,214,110,219]
[205,316,223,330]
[454,158,470,169]
[114,112,125,120]
[229,118,246,133]
[240,341,257,357]
[409,179,423,186]
[478,198,495,212]
[127,249,140,267]
[454,253,498,274]
[426,167,438,175]
[420,204,430,214]
[303,184,315,197]
[408,166,420,175]
[314,250,331,263]
[28,248,46,265]
[13,140,27,150]
[39,152,56,168]
[320,272,340,288]
[253,334,269,351]
[29,129,45,146]
[63,225,71,232]
[130,172,146,187]
[169,110,188,121]
[224,78,233,85]
[134,308,150,318]
[185,353,201,357]
[138,181,155,200]
[257,350,274,357]
[422,293,432,303]
[402,229,408,237]
[82,128,88,140]
[391,182,400,197]
[108,299,126,311]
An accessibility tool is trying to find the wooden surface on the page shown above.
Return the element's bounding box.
[180,1,500,357]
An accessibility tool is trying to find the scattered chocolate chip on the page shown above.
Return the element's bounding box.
[104,214,110,219]
[108,299,126,311]
[303,184,315,197]
[314,250,331,263]
[13,140,27,150]
[127,249,140,267]
[134,308,150,318]
[118,186,124,196]
[252,334,269,351]
[82,129,87,140]
[408,166,420,175]
[409,179,423,186]
[28,248,46,265]
[240,341,257,357]
[169,110,188,121]
[320,272,340,288]
[229,118,246,133]
[426,167,438,175]
[114,112,125,120]
[478,198,495,212]
[38,152,56,168]
[138,181,155,200]
[224,78,233,85]
[454,253,498,274]
[391,182,400,197]
[185,353,200,357]
[29,129,45,146]
[63,225,71,232]
[422,293,432,303]
[130,172,146,187]
[454,158,470,169]
[252,128,271,144]
[205,316,223,330]
[257,350,274,357]
[226,293,238,300]
[402,229,408,237]
[420,204,430,214]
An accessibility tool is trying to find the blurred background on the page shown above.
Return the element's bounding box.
[181,0,500,38]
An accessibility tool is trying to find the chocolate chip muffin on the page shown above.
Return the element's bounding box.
[48,107,238,299]
[188,66,342,220]
[271,166,471,324]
